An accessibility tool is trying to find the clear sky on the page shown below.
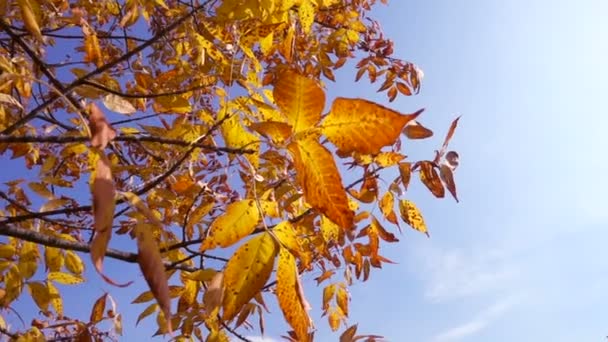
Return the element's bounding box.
[4,0,608,341]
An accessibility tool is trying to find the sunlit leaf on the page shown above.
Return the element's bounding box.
[222,233,278,321]
[200,199,260,251]
[273,69,325,133]
[288,137,354,229]
[27,282,50,311]
[48,272,85,285]
[323,98,422,154]
[398,200,428,237]
[276,248,311,341]
[103,94,137,115]
[403,120,433,140]
[65,251,84,275]
[90,293,107,323]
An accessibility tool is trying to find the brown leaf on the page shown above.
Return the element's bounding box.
[403,120,433,139]
[398,162,412,191]
[440,163,459,202]
[90,293,107,324]
[135,223,172,333]
[340,324,358,342]
[203,271,224,313]
[434,116,461,163]
[88,103,116,149]
[90,153,130,287]
[418,161,445,198]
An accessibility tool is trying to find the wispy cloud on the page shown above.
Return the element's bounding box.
[415,245,519,302]
[433,296,520,341]
[242,336,279,342]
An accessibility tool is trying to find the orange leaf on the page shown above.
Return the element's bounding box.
[403,120,433,140]
[396,82,412,96]
[276,249,311,341]
[288,138,353,229]
[134,223,172,333]
[248,121,293,144]
[418,161,445,198]
[222,233,278,321]
[273,69,325,132]
[340,324,358,342]
[88,103,116,149]
[323,98,421,154]
[378,192,399,226]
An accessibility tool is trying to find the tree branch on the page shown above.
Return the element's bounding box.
[0,134,255,154]
[0,223,198,272]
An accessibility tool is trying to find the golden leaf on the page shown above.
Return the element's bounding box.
[248,121,293,144]
[44,247,63,273]
[273,69,325,133]
[17,0,42,42]
[336,286,349,316]
[273,221,301,255]
[220,113,260,167]
[403,120,433,140]
[28,182,54,200]
[136,303,158,325]
[103,94,137,115]
[65,251,84,275]
[276,249,311,341]
[200,199,260,251]
[47,281,62,316]
[398,162,412,190]
[378,191,399,226]
[375,152,405,167]
[323,98,421,154]
[48,272,85,285]
[222,233,278,321]
[298,0,316,34]
[288,138,353,229]
[27,282,50,311]
[134,223,172,333]
[90,293,107,324]
[398,200,428,237]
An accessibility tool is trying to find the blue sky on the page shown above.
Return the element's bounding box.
[3,0,608,341]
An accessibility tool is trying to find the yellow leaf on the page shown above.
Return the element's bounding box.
[273,69,325,133]
[47,281,62,316]
[288,138,353,229]
[0,244,15,259]
[155,95,191,114]
[136,303,158,325]
[134,223,172,333]
[378,191,399,226]
[298,0,316,34]
[322,284,335,311]
[90,293,107,323]
[17,0,43,42]
[336,286,349,317]
[27,282,50,311]
[183,269,218,282]
[398,200,428,237]
[222,233,278,321]
[375,152,405,167]
[132,291,155,304]
[28,182,54,200]
[248,121,293,144]
[44,247,63,272]
[322,98,421,154]
[320,215,340,244]
[273,221,301,255]
[220,113,260,167]
[200,199,260,251]
[65,250,84,275]
[48,272,84,285]
[276,249,311,340]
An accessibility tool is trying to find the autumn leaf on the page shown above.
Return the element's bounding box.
[134,223,172,333]
[248,121,293,144]
[403,120,433,140]
[27,282,50,311]
[418,161,445,198]
[398,162,412,190]
[90,293,107,324]
[222,233,278,321]
[103,94,137,115]
[434,116,461,163]
[323,98,422,154]
[399,200,428,237]
[440,163,459,202]
[340,324,358,342]
[88,103,116,149]
[276,248,311,341]
[90,152,130,287]
[17,0,43,42]
[378,191,399,226]
[200,199,260,251]
[273,69,325,133]
[203,271,224,313]
[288,137,354,229]
[48,272,85,285]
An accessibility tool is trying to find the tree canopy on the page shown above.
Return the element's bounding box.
[0,0,460,340]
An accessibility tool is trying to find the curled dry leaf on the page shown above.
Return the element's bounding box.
[90,153,131,287]
[134,223,172,334]
[88,103,116,149]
